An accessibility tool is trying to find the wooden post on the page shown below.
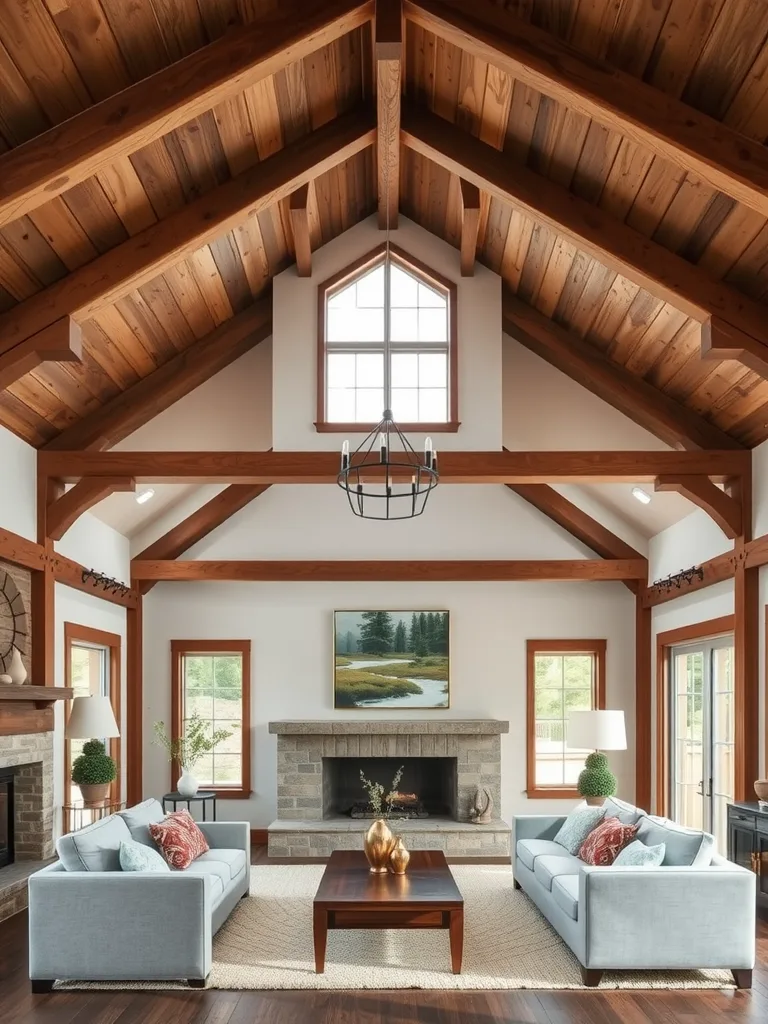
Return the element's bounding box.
[635,592,652,811]
[126,586,143,806]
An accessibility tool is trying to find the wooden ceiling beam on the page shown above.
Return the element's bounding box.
[0,111,375,360]
[404,0,768,221]
[135,484,271,594]
[376,0,403,229]
[0,527,46,571]
[43,299,272,452]
[47,478,136,542]
[654,475,742,540]
[459,179,480,277]
[402,106,768,356]
[0,318,82,393]
[701,317,768,382]
[289,185,312,278]
[0,0,374,230]
[505,483,643,561]
[130,558,647,582]
[503,291,742,451]
[37,449,749,485]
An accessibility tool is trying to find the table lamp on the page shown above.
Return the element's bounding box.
[567,709,626,806]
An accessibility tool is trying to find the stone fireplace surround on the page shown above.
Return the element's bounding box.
[268,720,511,859]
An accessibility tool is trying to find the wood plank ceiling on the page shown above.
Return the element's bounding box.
[2,0,768,448]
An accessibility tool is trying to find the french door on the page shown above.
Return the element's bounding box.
[668,634,734,854]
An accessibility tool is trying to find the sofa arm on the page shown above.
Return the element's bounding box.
[580,864,756,970]
[28,867,213,981]
[513,815,567,842]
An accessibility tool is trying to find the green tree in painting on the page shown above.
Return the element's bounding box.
[408,612,421,653]
[393,620,407,653]
[358,611,395,654]
[346,630,357,655]
[434,612,449,654]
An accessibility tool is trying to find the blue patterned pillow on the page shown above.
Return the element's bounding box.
[613,839,665,867]
[119,838,170,873]
[554,806,607,855]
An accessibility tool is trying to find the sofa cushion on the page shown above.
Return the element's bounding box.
[177,859,225,903]
[578,817,638,866]
[613,839,666,867]
[117,799,166,848]
[552,875,579,920]
[533,854,582,891]
[602,796,644,825]
[195,848,246,883]
[56,814,131,872]
[119,838,170,873]
[635,815,714,866]
[553,806,606,855]
[516,839,565,871]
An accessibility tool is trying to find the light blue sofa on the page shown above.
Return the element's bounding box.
[28,799,250,991]
[513,797,756,988]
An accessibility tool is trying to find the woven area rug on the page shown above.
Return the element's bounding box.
[59,864,734,991]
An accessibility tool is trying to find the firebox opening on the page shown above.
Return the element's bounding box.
[322,756,458,819]
[0,769,14,870]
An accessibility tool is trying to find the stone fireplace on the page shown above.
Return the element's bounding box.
[268,720,510,858]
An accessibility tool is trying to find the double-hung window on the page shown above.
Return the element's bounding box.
[526,640,606,798]
[317,244,458,430]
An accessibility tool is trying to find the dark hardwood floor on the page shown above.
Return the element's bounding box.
[2,846,766,1023]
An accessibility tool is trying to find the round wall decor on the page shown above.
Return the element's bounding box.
[0,568,28,674]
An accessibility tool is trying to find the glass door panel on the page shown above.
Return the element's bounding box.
[669,634,734,854]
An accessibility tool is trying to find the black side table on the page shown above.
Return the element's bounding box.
[162,791,217,821]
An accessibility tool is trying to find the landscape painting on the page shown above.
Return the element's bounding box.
[334,610,450,709]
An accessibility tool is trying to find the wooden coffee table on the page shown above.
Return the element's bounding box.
[312,849,464,974]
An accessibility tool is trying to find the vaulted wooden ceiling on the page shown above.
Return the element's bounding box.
[2,0,768,450]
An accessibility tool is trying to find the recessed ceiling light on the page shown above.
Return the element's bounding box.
[136,489,155,505]
[631,487,651,505]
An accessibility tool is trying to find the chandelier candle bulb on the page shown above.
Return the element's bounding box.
[341,440,350,471]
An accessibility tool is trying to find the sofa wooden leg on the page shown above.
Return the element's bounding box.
[188,978,207,989]
[31,980,54,994]
[580,967,603,987]
[513,878,522,890]
[732,969,752,989]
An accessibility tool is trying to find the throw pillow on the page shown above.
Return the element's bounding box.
[553,806,607,855]
[578,816,638,865]
[149,809,209,869]
[119,837,170,873]
[613,839,666,867]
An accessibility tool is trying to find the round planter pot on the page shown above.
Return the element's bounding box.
[79,783,111,808]
[583,795,606,806]
[177,769,199,798]
[755,779,768,801]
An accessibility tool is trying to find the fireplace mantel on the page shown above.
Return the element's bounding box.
[269,719,509,735]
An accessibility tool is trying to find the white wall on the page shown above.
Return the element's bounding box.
[0,423,36,541]
[272,215,502,451]
[141,484,637,826]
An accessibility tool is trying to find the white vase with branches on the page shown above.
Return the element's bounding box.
[153,712,231,797]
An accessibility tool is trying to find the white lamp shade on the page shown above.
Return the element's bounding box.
[567,709,626,751]
[66,695,120,739]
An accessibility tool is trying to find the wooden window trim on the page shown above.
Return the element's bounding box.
[171,639,251,799]
[654,615,734,818]
[526,639,607,799]
[63,623,122,814]
[316,242,459,432]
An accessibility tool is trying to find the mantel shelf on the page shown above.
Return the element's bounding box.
[0,685,74,709]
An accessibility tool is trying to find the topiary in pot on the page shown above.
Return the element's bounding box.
[72,739,116,808]
[577,752,617,806]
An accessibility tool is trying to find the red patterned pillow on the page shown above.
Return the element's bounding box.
[149,809,209,869]
[578,816,638,866]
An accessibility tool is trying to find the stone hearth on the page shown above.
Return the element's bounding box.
[0,732,55,922]
[268,720,510,859]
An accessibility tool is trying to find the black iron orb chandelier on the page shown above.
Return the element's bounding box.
[338,411,438,520]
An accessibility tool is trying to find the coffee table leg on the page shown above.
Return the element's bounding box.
[449,908,464,974]
[313,906,328,974]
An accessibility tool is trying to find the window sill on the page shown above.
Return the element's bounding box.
[208,788,252,799]
[315,421,461,434]
[526,788,581,800]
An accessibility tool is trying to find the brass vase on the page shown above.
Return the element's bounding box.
[363,818,395,873]
[388,836,410,875]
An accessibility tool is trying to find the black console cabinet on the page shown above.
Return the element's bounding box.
[727,802,768,913]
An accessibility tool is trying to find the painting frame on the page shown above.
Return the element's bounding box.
[333,609,451,710]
